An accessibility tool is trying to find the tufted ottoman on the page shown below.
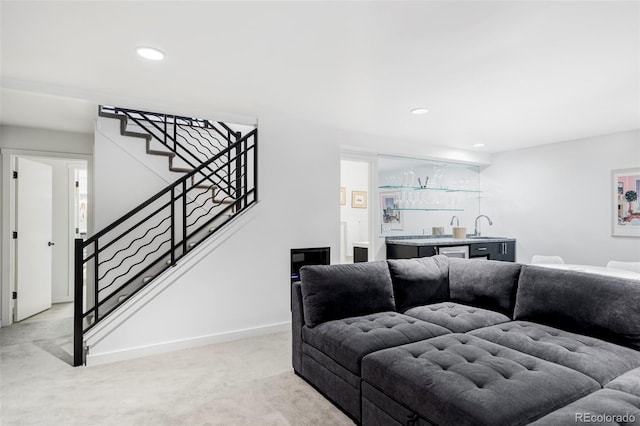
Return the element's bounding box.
[470,321,640,386]
[361,334,600,426]
[404,301,511,333]
[532,367,640,425]
[302,312,450,376]
[301,311,450,420]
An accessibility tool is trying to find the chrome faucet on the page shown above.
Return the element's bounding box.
[450,215,459,226]
[474,215,493,236]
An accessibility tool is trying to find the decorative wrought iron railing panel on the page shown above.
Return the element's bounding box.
[74,107,257,366]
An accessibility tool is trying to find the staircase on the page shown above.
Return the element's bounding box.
[73,106,258,366]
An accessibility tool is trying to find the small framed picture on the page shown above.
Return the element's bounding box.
[340,187,346,205]
[380,192,402,230]
[352,191,367,209]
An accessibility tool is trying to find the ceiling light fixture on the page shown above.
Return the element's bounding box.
[136,47,165,61]
[472,143,486,148]
[411,108,429,115]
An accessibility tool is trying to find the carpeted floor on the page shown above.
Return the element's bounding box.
[0,305,353,425]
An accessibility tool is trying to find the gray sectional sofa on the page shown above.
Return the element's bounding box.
[291,256,640,425]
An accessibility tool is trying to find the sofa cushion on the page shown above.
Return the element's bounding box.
[529,389,640,425]
[514,265,640,350]
[300,261,395,328]
[470,321,640,386]
[449,258,522,316]
[361,334,600,426]
[404,302,510,333]
[606,367,640,397]
[387,255,449,312]
[302,311,450,375]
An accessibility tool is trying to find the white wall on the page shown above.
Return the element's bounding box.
[87,113,341,362]
[94,119,173,229]
[481,130,640,265]
[0,125,93,325]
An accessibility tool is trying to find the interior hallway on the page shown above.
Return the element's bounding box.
[0,306,352,425]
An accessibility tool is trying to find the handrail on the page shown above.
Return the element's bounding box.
[85,129,256,245]
[74,108,258,366]
[99,106,239,198]
[99,105,246,135]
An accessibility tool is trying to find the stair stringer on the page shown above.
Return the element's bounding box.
[96,117,180,188]
[82,203,279,366]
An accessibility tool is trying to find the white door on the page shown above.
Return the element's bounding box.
[15,157,53,321]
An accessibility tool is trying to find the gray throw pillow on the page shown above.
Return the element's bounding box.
[300,261,395,328]
[387,255,450,312]
[449,258,522,316]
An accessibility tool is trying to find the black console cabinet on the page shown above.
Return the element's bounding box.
[387,240,515,262]
[291,247,330,283]
[387,244,437,260]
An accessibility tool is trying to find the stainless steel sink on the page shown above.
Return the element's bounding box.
[467,236,507,240]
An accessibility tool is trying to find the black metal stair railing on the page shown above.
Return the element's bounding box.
[73,124,257,366]
[98,105,244,197]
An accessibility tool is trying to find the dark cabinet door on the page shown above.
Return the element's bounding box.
[495,241,516,262]
[386,244,436,259]
[469,242,500,259]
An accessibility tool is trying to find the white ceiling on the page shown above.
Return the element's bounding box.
[1,1,638,153]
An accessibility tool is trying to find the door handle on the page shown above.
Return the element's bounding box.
[48,241,55,247]
[476,247,488,251]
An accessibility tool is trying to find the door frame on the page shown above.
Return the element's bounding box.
[1,148,93,327]
[340,150,378,262]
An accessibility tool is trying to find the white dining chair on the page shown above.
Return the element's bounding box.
[606,261,640,273]
[531,255,565,265]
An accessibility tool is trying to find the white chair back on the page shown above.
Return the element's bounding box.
[606,261,640,273]
[531,255,565,265]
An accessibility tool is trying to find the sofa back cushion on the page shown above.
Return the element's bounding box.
[449,258,522,316]
[300,261,395,328]
[514,265,640,350]
[387,255,450,312]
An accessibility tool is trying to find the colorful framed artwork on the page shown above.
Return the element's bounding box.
[612,168,640,237]
[380,192,402,230]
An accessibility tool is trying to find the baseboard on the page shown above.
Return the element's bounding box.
[85,320,290,366]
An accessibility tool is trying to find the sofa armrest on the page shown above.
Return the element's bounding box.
[291,281,304,374]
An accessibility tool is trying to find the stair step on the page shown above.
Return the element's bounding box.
[147,149,175,158]
[122,130,151,141]
[191,176,219,190]
[170,167,194,173]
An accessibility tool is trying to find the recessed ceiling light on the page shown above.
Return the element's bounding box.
[136,47,165,61]
[411,108,429,115]
[472,143,485,148]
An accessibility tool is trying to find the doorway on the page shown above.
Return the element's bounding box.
[340,158,372,263]
[10,155,88,322]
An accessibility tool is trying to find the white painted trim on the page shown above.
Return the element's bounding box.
[84,204,260,346]
[85,321,290,366]
[340,151,377,262]
[0,148,92,327]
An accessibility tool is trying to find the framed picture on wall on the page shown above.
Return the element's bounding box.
[352,191,367,208]
[340,187,346,205]
[380,192,402,230]
[612,168,640,237]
